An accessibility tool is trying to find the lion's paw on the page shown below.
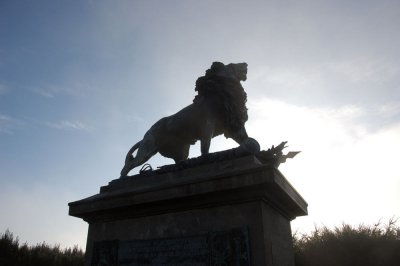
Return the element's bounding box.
[240,137,260,154]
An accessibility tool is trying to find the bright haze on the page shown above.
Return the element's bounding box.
[1,0,399,249]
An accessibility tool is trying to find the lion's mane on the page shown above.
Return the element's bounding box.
[193,62,248,138]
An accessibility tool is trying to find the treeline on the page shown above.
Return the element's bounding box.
[294,219,400,266]
[0,230,84,266]
[1,220,399,266]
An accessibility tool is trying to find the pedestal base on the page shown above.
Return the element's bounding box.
[69,155,307,265]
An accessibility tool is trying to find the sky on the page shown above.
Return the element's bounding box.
[1,0,399,249]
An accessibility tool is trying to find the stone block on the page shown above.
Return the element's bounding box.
[69,155,307,265]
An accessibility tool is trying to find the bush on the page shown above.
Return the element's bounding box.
[293,218,400,266]
[0,230,84,266]
[3,220,400,266]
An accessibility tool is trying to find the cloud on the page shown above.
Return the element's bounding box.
[378,102,400,118]
[327,58,400,83]
[44,120,91,131]
[247,98,366,145]
[247,57,400,127]
[248,65,324,91]
[246,98,400,233]
[1,115,92,134]
[32,87,56,98]
[31,83,93,99]
[0,114,24,134]
[0,115,12,134]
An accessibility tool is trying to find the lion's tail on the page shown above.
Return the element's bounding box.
[125,140,142,164]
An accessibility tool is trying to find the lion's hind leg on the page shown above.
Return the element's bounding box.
[158,142,190,164]
[172,144,190,163]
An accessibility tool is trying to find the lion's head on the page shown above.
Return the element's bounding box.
[204,62,248,81]
[226,62,248,81]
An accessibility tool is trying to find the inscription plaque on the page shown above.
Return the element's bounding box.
[91,227,250,266]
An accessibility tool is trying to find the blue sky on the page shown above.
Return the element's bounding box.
[1,0,400,249]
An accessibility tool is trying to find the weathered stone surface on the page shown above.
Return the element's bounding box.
[69,155,307,265]
[90,227,250,265]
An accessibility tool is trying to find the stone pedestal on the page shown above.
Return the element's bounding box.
[69,155,307,266]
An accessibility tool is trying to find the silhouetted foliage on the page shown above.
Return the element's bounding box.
[293,218,400,266]
[3,220,400,266]
[0,230,84,266]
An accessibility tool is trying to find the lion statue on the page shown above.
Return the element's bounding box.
[120,62,251,177]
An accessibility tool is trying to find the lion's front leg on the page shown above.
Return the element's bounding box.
[200,118,215,155]
[231,126,249,145]
[200,121,214,155]
[200,137,211,155]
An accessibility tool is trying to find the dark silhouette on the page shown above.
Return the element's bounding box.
[0,230,84,266]
[293,219,400,266]
[120,62,255,177]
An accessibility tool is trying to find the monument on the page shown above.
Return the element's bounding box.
[69,62,308,265]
